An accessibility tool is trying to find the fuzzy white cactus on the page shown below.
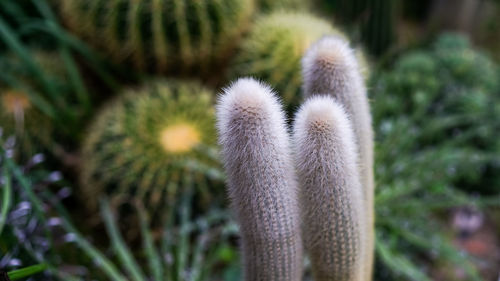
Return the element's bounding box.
[302,36,375,280]
[293,96,365,281]
[216,78,303,281]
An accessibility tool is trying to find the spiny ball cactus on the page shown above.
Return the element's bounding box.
[302,36,374,280]
[216,78,303,281]
[293,96,365,281]
[0,89,52,158]
[0,52,68,159]
[229,12,344,110]
[81,80,219,214]
[58,0,254,73]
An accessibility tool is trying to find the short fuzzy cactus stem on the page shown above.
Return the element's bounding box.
[302,36,374,280]
[293,96,364,281]
[217,78,303,281]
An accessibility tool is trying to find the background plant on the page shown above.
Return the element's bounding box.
[0,0,498,280]
[371,33,500,280]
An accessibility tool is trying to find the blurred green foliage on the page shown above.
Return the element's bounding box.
[0,0,498,280]
[373,33,500,195]
[371,33,500,280]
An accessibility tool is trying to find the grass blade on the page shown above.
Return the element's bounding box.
[101,199,147,281]
[0,163,12,235]
[42,192,128,281]
[7,264,47,280]
[0,17,58,100]
[136,202,164,281]
[376,237,433,281]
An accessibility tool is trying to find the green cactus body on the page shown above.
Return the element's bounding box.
[58,0,254,73]
[256,0,308,12]
[0,89,53,158]
[293,96,364,281]
[0,52,68,159]
[81,80,219,214]
[230,12,344,110]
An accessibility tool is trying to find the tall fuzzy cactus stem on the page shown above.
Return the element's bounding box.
[293,96,364,281]
[302,36,374,280]
[216,78,303,281]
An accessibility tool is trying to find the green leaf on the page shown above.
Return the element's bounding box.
[8,264,47,280]
[101,199,147,281]
[376,237,433,281]
[0,163,12,235]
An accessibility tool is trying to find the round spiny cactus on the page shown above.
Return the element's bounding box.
[81,80,219,214]
[58,0,254,74]
[229,12,344,110]
[0,89,53,157]
[0,52,68,159]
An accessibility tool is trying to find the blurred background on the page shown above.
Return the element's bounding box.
[0,0,499,280]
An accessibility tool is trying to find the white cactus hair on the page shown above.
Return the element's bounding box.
[293,95,365,281]
[302,35,375,280]
[216,77,303,281]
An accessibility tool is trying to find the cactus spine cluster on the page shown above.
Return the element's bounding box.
[58,0,254,73]
[217,78,303,281]
[302,36,375,280]
[81,80,218,214]
[218,36,374,280]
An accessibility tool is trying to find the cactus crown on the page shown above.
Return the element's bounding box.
[159,123,201,154]
[218,35,374,280]
[2,90,31,114]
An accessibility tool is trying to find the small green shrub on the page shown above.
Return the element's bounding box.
[371,33,500,281]
[373,33,499,195]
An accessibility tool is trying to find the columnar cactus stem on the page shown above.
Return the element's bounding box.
[216,78,303,281]
[293,96,364,281]
[302,36,374,280]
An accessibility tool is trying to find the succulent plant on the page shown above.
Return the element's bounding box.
[217,78,303,281]
[219,35,374,280]
[0,90,53,159]
[293,96,365,281]
[302,36,374,280]
[81,80,221,215]
[58,0,254,74]
[373,33,500,196]
[0,52,68,159]
[229,12,345,111]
